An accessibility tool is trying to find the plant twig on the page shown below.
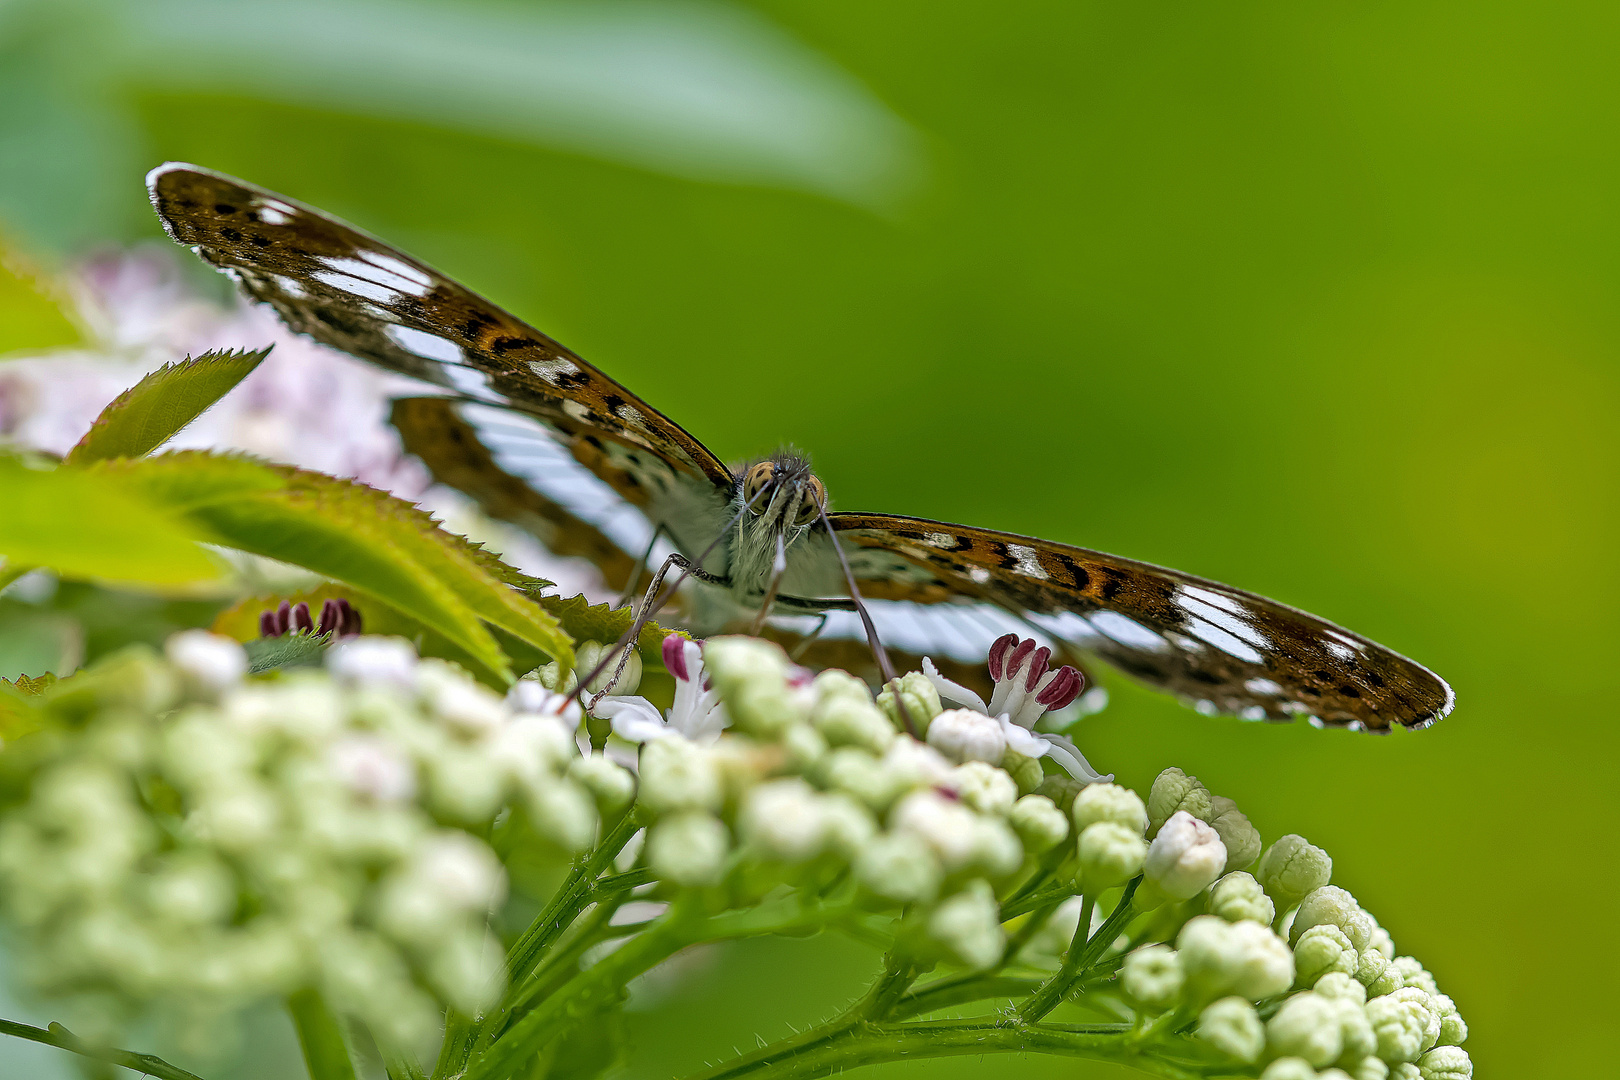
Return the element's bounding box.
[1018,879,1140,1022]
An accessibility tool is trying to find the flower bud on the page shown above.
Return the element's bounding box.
[1357,949,1401,997]
[1123,945,1183,1010]
[575,641,642,696]
[327,636,417,689]
[927,881,1003,970]
[1178,915,1295,1001]
[1034,774,1085,816]
[892,790,983,872]
[782,722,829,772]
[1209,872,1274,925]
[1073,782,1148,835]
[165,630,248,696]
[810,670,895,753]
[1291,886,1374,952]
[1198,996,1263,1063]
[1267,991,1343,1067]
[926,709,1006,765]
[1366,989,1439,1064]
[1390,1067,1421,1080]
[418,664,508,736]
[568,754,635,812]
[1316,971,1368,1004]
[1258,835,1333,908]
[638,736,724,813]
[1260,1059,1318,1080]
[741,779,829,862]
[1429,994,1466,1047]
[1008,794,1069,853]
[1147,767,1211,836]
[952,762,1018,816]
[1295,924,1358,987]
[526,779,598,852]
[1076,821,1146,893]
[1208,795,1261,873]
[999,750,1044,794]
[821,747,892,810]
[1367,917,1395,960]
[1390,957,1438,995]
[647,810,729,886]
[877,672,942,735]
[820,793,878,860]
[855,831,943,904]
[1417,1046,1471,1080]
[704,637,799,736]
[1144,811,1226,900]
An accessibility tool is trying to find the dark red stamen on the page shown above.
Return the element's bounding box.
[292,602,314,634]
[1005,638,1036,684]
[662,635,691,682]
[1037,666,1084,710]
[987,633,1018,680]
[1025,646,1052,690]
[258,610,280,638]
[344,602,362,635]
[276,600,291,635]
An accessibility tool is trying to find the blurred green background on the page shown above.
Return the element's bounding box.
[4,0,1614,1076]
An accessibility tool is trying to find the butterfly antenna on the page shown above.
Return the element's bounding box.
[814,502,917,738]
[566,484,769,709]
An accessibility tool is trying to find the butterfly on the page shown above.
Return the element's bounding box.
[146,163,1454,732]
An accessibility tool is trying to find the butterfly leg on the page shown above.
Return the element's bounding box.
[616,524,666,611]
[786,613,830,662]
[583,552,728,705]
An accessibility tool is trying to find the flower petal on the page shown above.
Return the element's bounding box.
[922,657,988,713]
[593,695,671,743]
[1038,732,1112,784]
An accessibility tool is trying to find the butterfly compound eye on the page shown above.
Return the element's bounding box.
[794,475,827,526]
[743,462,775,512]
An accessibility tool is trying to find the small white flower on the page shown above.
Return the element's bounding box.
[1209,872,1275,925]
[1073,782,1148,834]
[1198,996,1263,1062]
[853,831,942,904]
[1178,914,1295,1001]
[417,663,508,736]
[1145,811,1227,900]
[1076,821,1147,892]
[506,679,583,732]
[647,810,730,886]
[1295,924,1359,987]
[568,754,636,812]
[927,881,1004,970]
[638,735,724,813]
[741,778,829,862]
[951,761,1018,815]
[1007,794,1069,853]
[1258,834,1334,907]
[1267,990,1344,1067]
[921,634,1109,782]
[326,637,418,691]
[327,734,416,803]
[1291,885,1374,953]
[1208,795,1262,873]
[1124,944,1184,1009]
[1146,767,1212,836]
[593,637,727,745]
[414,832,506,912]
[1417,1045,1472,1080]
[925,708,1006,764]
[164,630,248,694]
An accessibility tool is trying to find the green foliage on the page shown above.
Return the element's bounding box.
[532,590,680,660]
[0,245,79,356]
[93,453,573,684]
[0,454,224,586]
[63,348,270,464]
[242,630,331,674]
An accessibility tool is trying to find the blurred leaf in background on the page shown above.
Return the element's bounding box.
[1,1,1617,1078]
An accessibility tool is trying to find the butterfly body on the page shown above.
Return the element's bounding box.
[147,163,1455,732]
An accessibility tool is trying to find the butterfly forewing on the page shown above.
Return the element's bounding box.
[815,514,1452,731]
[146,163,735,498]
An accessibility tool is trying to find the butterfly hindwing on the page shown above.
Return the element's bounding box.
[146,163,735,499]
[820,513,1453,731]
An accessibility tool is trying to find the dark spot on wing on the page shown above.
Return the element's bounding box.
[604,394,626,412]
[1100,573,1123,600]
[1339,684,1362,699]
[490,336,532,355]
[221,227,242,242]
[250,234,270,248]
[214,203,236,215]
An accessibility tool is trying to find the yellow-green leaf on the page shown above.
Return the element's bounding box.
[0,245,81,357]
[64,348,271,465]
[0,456,223,586]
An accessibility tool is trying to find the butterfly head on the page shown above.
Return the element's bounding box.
[739,451,827,539]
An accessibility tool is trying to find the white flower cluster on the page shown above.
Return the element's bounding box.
[1101,769,1471,1079]
[614,636,1083,971]
[0,632,626,1051]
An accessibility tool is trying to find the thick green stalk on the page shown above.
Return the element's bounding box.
[287,989,358,1080]
[0,1018,207,1080]
[1017,878,1140,1022]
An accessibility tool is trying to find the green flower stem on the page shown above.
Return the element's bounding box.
[999,882,1075,921]
[685,1019,1201,1080]
[439,811,642,1079]
[0,1017,208,1080]
[891,975,1045,1020]
[465,895,705,1080]
[287,989,359,1080]
[1017,878,1141,1023]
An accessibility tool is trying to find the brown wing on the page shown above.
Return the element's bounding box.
[145,163,735,510]
[819,513,1454,732]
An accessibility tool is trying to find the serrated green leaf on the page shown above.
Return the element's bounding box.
[64,348,271,464]
[532,591,679,658]
[100,453,572,684]
[0,245,81,357]
[0,455,223,586]
[243,631,332,674]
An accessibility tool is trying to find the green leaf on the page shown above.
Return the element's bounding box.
[243,631,332,674]
[0,244,81,356]
[533,591,679,659]
[99,453,573,684]
[64,348,271,464]
[286,989,359,1080]
[0,455,223,586]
